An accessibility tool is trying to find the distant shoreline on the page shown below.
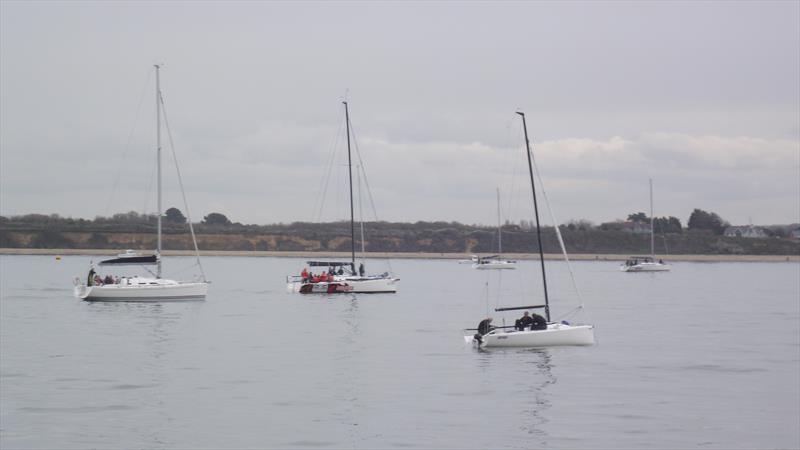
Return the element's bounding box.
[1,248,797,262]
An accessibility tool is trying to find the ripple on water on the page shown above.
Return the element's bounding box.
[680,364,768,373]
[18,405,136,413]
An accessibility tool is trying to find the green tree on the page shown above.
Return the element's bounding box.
[203,212,231,226]
[627,212,648,223]
[687,209,727,235]
[654,216,683,233]
[165,207,187,224]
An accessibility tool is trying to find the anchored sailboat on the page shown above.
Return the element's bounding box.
[472,188,517,270]
[73,65,208,302]
[621,179,671,272]
[465,112,594,348]
[286,101,399,294]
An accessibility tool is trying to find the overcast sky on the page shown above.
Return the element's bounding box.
[1,1,798,227]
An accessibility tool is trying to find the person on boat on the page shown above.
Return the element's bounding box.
[94,274,103,286]
[529,312,548,331]
[103,274,113,284]
[87,266,96,286]
[359,263,365,277]
[301,267,309,281]
[337,267,344,275]
[473,318,494,345]
[516,311,534,331]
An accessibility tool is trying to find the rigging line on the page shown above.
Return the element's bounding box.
[357,163,366,264]
[312,114,345,222]
[143,157,157,217]
[528,143,588,317]
[348,120,394,274]
[495,270,504,310]
[104,69,153,216]
[159,91,206,282]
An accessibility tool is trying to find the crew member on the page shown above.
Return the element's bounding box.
[473,317,494,345]
[530,311,547,330]
[516,311,534,331]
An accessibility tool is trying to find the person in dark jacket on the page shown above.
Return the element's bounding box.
[473,317,494,345]
[516,311,534,330]
[530,312,548,330]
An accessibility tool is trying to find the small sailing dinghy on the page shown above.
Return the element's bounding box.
[73,65,208,302]
[286,101,398,294]
[621,179,671,272]
[465,112,594,348]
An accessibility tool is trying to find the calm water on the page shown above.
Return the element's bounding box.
[1,255,798,449]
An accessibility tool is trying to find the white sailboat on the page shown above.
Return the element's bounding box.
[621,179,671,272]
[286,101,399,294]
[73,65,208,302]
[465,112,594,348]
[472,188,517,270]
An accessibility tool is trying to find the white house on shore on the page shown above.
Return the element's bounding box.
[724,225,769,239]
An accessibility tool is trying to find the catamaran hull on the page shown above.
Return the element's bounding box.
[335,277,399,293]
[465,324,595,348]
[298,282,353,294]
[473,262,516,270]
[287,277,399,293]
[620,263,671,272]
[75,282,208,302]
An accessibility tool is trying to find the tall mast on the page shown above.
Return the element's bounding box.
[155,64,162,278]
[649,178,655,259]
[517,112,549,322]
[496,187,502,253]
[343,101,356,268]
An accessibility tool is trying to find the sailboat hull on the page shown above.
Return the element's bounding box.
[75,279,208,302]
[620,262,671,272]
[466,323,595,348]
[287,276,399,293]
[473,261,516,270]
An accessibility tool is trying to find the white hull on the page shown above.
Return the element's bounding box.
[473,261,516,270]
[620,262,671,272]
[286,275,399,293]
[75,278,208,302]
[465,323,595,348]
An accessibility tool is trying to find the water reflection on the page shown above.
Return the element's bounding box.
[81,301,201,448]
[475,348,555,444]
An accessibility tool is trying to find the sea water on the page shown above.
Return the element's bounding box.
[1,255,798,449]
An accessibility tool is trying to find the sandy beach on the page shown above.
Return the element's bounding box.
[1,248,797,262]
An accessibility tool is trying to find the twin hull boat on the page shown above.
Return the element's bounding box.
[287,275,399,294]
[620,257,671,272]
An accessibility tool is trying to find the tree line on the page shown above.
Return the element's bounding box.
[1,207,798,255]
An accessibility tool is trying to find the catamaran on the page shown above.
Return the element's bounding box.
[286,101,399,294]
[73,65,208,302]
[465,112,594,348]
[621,179,671,272]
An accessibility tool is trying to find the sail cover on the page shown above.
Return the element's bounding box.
[99,254,158,266]
[307,261,353,267]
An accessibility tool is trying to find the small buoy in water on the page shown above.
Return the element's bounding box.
[55,256,61,260]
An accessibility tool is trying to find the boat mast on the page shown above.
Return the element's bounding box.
[155,64,162,279]
[343,101,356,270]
[497,187,502,254]
[649,178,655,259]
[517,112,550,322]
